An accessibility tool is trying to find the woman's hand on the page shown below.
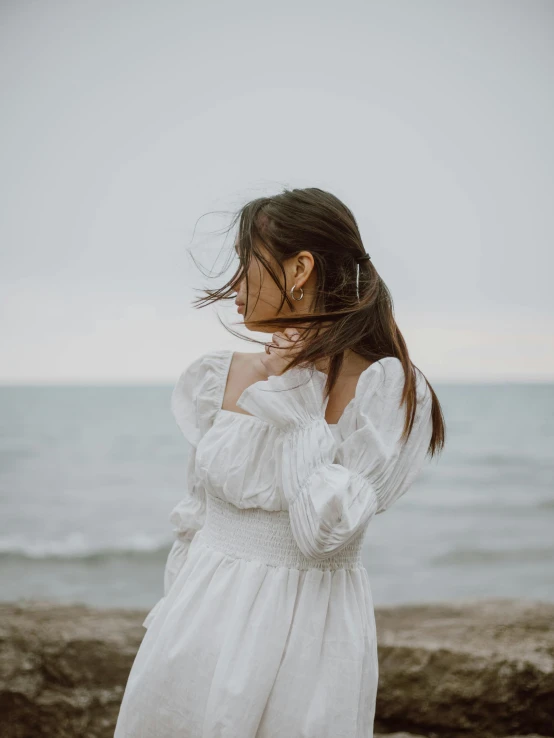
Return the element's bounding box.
[257,328,305,378]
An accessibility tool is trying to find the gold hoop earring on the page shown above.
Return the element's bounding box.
[290,284,304,301]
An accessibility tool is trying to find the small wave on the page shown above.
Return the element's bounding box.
[431,546,554,566]
[398,498,554,514]
[469,452,553,471]
[0,532,172,561]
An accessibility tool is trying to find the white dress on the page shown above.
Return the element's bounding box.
[114,349,433,738]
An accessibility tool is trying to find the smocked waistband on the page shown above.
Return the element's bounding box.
[197,492,365,571]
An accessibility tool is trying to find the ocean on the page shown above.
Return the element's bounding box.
[1,381,553,611]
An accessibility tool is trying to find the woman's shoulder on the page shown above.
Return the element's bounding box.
[170,349,234,446]
[346,356,431,436]
[355,356,429,404]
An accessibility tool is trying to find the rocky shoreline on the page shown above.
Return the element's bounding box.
[1,597,552,738]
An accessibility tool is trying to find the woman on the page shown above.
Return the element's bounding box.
[114,187,446,737]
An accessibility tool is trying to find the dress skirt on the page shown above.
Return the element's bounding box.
[114,491,379,738]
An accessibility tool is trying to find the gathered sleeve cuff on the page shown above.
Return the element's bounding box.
[143,447,204,628]
[238,359,433,561]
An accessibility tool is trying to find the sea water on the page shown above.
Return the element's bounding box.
[0,381,552,609]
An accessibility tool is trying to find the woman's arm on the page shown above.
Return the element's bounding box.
[237,359,433,560]
[143,355,209,628]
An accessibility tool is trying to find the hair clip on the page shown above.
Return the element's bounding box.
[355,253,371,301]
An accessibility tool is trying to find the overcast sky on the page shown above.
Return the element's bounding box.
[1,0,553,384]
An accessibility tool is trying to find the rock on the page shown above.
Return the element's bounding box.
[0,597,553,737]
[375,733,430,738]
[373,597,554,738]
[0,599,146,738]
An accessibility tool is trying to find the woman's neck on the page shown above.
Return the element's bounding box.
[314,350,365,377]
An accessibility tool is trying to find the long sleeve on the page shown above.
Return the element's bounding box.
[142,354,210,628]
[236,358,433,561]
[162,445,206,596]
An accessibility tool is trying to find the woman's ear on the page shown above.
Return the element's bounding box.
[294,250,315,287]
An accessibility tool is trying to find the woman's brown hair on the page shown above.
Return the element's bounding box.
[191,186,446,459]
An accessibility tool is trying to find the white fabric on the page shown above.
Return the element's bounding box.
[114,349,433,738]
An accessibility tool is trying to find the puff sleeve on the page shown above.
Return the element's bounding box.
[236,358,433,561]
[142,354,209,629]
